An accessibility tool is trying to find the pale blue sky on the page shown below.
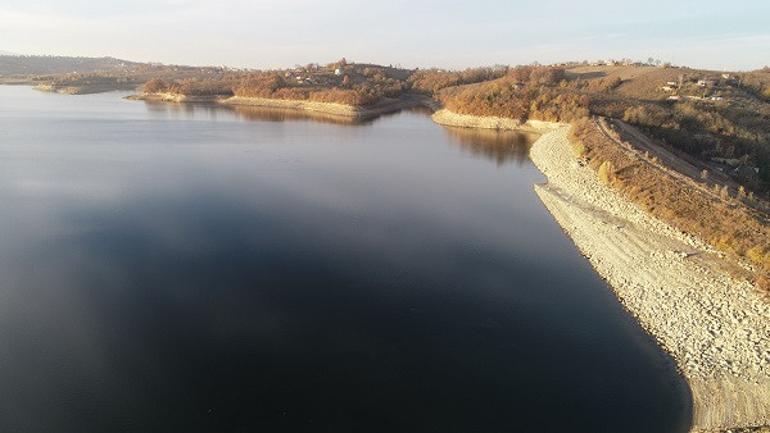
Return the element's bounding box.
[0,0,768,70]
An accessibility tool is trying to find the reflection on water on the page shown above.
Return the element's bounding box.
[230,105,366,125]
[141,100,539,167]
[0,86,690,433]
[442,126,539,166]
[140,99,373,126]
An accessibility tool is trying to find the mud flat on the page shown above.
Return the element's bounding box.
[529,126,770,432]
[431,109,562,133]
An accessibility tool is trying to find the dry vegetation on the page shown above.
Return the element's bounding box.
[436,66,591,123]
[408,66,508,94]
[570,117,770,288]
[437,64,770,193]
[32,63,242,95]
[143,59,411,107]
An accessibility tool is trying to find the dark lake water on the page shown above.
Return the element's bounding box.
[0,86,689,433]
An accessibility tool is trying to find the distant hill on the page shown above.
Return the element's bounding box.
[0,55,141,76]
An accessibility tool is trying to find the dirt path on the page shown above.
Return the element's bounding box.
[596,119,770,217]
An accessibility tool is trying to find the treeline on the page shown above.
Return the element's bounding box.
[143,62,410,107]
[144,77,239,97]
[408,67,508,94]
[232,74,380,106]
[738,69,770,101]
[0,55,138,76]
[438,66,591,122]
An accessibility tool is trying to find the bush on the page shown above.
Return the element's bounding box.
[598,160,616,184]
[143,78,169,93]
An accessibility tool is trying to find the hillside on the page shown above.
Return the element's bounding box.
[139,60,417,107]
[0,55,141,76]
[436,65,770,194]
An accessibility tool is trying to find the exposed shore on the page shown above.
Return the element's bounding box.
[529,126,770,432]
[431,108,563,133]
[129,92,432,120]
[35,83,138,95]
[126,92,222,103]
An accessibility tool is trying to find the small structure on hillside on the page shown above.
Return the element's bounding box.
[334,68,343,76]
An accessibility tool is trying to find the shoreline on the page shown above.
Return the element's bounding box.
[431,109,563,134]
[35,83,138,95]
[529,125,770,432]
[129,92,432,120]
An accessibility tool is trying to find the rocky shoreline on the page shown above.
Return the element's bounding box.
[431,109,562,133]
[529,126,770,432]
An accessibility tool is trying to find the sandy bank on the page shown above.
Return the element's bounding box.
[431,109,563,133]
[529,126,770,432]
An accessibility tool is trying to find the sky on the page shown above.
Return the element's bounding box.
[0,0,768,71]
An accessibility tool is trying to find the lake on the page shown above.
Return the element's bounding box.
[0,86,689,433]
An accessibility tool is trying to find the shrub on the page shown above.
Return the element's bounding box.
[598,160,616,184]
[143,78,169,93]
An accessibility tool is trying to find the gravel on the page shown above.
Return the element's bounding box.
[529,126,770,432]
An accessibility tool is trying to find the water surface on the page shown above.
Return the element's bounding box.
[0,87,689,433]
